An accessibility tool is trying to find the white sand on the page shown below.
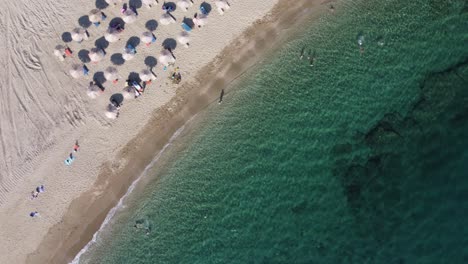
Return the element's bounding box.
[0,0,280,262]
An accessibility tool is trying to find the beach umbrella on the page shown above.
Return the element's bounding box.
[193,14,208,27]
[215,0,230,13]
[139,69,152,82]
[122,86,135,99]
[69,64,85,79]
[89,9,103,23]
[123,48,135,61]
[177,0,192,11]
[122,9,137,24]
[177,31,190,47]
[105,28,120,42]
[71,28,87,43]
[54,45,66,58]
[87,83,102,99]
[158,49,175,66]
[105,0,122,5]
[105,104,119,119]
[159,13,175,25]
[88,48,105,63]
[141,31,155,45]
[104,66,119,82]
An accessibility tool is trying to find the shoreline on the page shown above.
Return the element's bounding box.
[24,0,328,263]
[71,114,195,264]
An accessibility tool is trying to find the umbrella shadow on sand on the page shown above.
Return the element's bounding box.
[200,2,212,14]
[109,17,125,30]
[78,15,92,28]
[93,71,107,86]
[62,32,72,43]
[126,36,141,48]
[182,17,195,28]
[162,38,177,50]
[165,2,177,12]
[145,20,158,31]
[128,72,142,83]
[144,56,157,68]
[111,53,125,65]
[110,93,124,107]
[95,37,110,50]
[95,0,109,9]
[78,49,91,63]
[129,0,142,9]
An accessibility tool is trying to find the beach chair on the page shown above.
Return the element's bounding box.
[64,48,73,57]
[181,23,192,32]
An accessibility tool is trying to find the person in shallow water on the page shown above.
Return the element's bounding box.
[134,219,151,235]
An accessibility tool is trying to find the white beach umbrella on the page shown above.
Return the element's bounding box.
[105,28,120,42]
[215,0,230,14]
[105,104,119,119]
[89,48,105,63]
[158,49,175,66]
[193,14,208,28]
[177,0,192,11]
[159,13,175,25]
[54,45,65,58]
[105,0,123,5]
[122,9,137,24]
[141,31,154,45]
[122,86,135,99]
[104,66,119,81]
[123,48,135,61]
[69,64,85,79]
[87,83,102,99]
[177,31,190,47]
[89,9,103,23]
[71,28,87,42]
[142,0,157,8]
[139,69,152,82]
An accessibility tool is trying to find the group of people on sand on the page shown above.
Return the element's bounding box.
[29,141,80,218]
[65,141,80,165]
[29,185,45,218]
[30,185,45,200]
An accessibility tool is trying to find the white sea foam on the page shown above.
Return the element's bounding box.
[70,115,196,264]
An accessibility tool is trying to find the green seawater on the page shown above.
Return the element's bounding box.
[80,0,468,263]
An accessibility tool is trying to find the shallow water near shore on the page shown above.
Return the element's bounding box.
[79,0,468,263]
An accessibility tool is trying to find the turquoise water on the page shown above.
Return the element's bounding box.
[81,1,468,263]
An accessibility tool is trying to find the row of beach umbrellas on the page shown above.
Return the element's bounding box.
[74,67,152,89]
[101,0,223,12]
[62,0,231,119]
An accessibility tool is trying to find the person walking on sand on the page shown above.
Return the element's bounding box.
[37,185,45,193]
[30,211,39,217]
[74,141,80,152]
[31,190,39,200]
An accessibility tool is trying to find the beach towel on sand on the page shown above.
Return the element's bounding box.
[64,156,75,165]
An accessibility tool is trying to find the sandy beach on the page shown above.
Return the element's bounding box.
[0,0,324,263]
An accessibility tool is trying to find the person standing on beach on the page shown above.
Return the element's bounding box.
[219,89,225,104]
[74,141,80,152]
[29,211,39,217]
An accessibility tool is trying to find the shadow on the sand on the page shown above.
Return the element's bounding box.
[111,53,125,65]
